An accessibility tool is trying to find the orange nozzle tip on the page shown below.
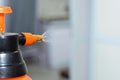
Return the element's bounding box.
[22,32,38,45]
[22,32,43,45]
[35,35,43,41]
[0,6,12,13]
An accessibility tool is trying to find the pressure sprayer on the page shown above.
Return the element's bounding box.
[0,6,44,80]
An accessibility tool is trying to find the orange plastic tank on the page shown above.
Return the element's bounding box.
[0,75,32,80]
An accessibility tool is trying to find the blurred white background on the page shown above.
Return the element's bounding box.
[0,0,120,80]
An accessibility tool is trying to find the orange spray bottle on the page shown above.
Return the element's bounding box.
[0,6,43,80]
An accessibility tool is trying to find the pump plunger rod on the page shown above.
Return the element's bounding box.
[0,6,12,32]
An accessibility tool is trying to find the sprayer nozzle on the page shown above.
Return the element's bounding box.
[35,35,43,41]
[19,32,43,46]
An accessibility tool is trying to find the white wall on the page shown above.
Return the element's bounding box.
[91,0,120,80]
[70,0,120,80]
[70,0,90,80]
